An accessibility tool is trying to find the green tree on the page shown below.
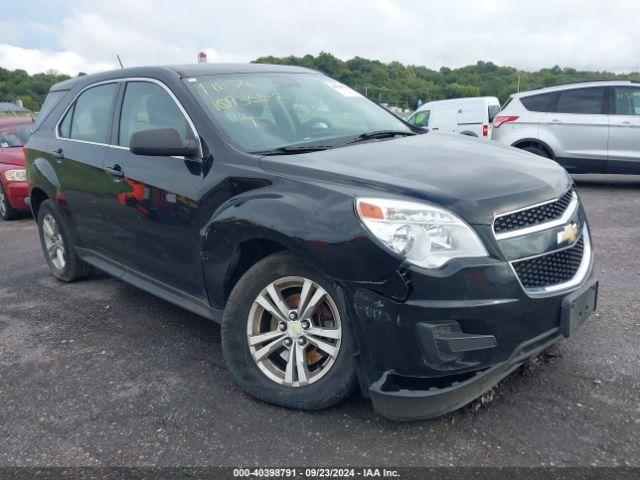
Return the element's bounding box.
[253,54,638,106]
[0,68,70,111]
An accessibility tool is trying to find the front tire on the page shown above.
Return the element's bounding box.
[521,145,552,159]
[0,183,19,221]
[37,199,91,282]
[222,252,358,410]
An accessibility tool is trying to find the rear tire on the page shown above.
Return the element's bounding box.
[222,252,358,411]
[37,199,91,282]
[0,183,19,221]
[521,145,551,159]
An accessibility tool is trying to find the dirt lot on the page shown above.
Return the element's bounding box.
[0,174,639,467]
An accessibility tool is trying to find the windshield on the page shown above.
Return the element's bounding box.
[0,123,32,148]
[185,73,411,152]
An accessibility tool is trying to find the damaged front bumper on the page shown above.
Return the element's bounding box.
[369,326,561,421]
[349,258,598,421]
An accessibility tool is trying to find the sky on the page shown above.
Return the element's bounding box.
[1,0,639,76]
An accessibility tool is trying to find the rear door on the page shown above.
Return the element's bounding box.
[101,79,205,297]
[607,85,640,173]
[429,106,458,133]
[540,87,608,172]
[49,82,120,253]
[457,101,484,137]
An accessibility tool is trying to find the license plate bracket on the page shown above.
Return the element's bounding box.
[560,279,598,338]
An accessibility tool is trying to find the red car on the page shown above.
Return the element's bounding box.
[0,117,33,220]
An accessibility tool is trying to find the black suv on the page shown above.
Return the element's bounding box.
[26,64,597,420]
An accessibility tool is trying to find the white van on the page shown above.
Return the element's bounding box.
[406,96,501,139]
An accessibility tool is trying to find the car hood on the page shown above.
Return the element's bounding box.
[259,133,571,225]
[0,147,26,167]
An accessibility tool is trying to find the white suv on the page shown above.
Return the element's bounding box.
[491,80,640,174]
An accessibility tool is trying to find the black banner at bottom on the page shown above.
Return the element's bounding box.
[0,467,637,480]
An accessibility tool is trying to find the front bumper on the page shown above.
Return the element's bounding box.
[4,180,30,211]
[349,256,597,421]
[369,326,562,421]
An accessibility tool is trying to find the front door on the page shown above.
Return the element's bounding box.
[102,80,205,297]
[608,86,640,174]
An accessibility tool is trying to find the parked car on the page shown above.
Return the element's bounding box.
[406,96,500,139]
[0,117,34,220]
[26,65,597,420]
[492,80,640,174]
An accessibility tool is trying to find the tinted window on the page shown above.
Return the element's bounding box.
[409,110,429,127]
[613,87,640,116]
[118,82,194,147]
[555,88,605,114]
[33,90,66,131]
[59,106,73,138]
[520,92,557,112]
[63,83,118,143]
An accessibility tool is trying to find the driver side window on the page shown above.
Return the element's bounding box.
[410,110,430,127]
[118,81,195,147]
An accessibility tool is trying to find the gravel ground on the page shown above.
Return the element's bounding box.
[0,174,638,468]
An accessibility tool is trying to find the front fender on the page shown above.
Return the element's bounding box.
[200,176,401,309]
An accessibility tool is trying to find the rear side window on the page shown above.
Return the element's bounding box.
[59,106,73,138]
[118,81,194,147]
[520,92,557,112]
[554,88,605,114]
[613,87,640,116]
[33,90,67,131]
[59,83,118,144]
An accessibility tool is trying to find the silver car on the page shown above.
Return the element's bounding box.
[491,80,640,174]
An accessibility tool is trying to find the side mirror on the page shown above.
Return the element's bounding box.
[129,128,199,159]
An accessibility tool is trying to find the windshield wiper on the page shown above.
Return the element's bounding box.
[249,144,335,156]
[343,130,417,146]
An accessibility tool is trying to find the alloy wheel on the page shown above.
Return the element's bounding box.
[247,276,342,387]
[42,213,66,271]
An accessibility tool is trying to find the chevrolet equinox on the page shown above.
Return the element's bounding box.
[26,64,598,420]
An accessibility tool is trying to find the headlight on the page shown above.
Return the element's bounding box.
[4,169,27,181]
[355,198,488,269]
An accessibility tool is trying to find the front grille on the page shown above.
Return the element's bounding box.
[494,189,574,234]
[512,235,585,289]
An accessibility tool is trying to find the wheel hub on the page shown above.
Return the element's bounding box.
[246,276,342,387]
[287,320,303,339]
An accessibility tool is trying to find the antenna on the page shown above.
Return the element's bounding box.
[116,54,124,69]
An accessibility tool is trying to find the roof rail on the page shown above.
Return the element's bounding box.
[529,79,635,91]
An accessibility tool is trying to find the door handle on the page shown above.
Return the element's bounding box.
[104,164,124,180]
[431,127,439,130]
[621,121,633,127]
[550,119,561,123]
[52,148,64,162]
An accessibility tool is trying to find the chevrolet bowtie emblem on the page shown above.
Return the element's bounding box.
[557,223,579,245]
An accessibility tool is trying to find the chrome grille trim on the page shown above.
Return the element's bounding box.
[509,227,592,296]
[494,190,578,240]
